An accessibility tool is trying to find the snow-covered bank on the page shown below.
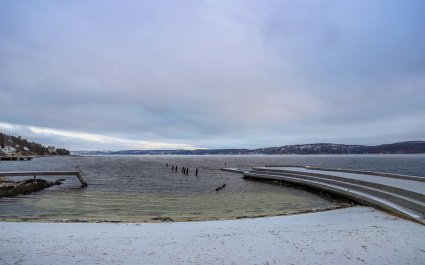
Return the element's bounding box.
[1,206,424,265]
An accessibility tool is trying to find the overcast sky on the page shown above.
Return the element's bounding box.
[1,0,424,151]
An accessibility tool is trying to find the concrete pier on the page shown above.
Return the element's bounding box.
[0,155,34,161]
[221,168,249,174]
[0,170,88,187]
[232,166,425,225]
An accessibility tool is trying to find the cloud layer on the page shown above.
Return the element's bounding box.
[1,0,424,150]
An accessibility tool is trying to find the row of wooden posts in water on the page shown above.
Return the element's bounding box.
[165,163,228,192]
[166,163,199,176]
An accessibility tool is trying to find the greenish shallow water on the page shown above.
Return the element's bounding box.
[0,155,423,222]
[12,191,345,222]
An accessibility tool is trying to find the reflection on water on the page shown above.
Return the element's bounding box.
[0,155,423,222]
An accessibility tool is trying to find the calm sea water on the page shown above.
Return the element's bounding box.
[0,155,424,222]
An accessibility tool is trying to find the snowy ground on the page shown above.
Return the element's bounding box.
[1,206,424,265]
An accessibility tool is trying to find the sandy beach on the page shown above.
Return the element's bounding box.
[1,206,424,265]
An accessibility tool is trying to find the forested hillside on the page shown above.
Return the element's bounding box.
[0,132,70,156]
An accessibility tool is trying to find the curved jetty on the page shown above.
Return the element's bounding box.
[231,166,425,225]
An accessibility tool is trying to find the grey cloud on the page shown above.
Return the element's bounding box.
[1,0,424,150]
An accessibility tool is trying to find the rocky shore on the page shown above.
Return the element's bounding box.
[0,178,62,198]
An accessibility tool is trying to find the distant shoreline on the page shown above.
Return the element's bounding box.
[71,141,425,155]
[71,152,425,156]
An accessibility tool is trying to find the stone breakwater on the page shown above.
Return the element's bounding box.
[0,178,62,198]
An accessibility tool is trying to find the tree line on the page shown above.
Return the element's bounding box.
[0,132,70,155]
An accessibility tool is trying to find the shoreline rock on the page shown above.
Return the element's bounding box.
[0,179,62,198]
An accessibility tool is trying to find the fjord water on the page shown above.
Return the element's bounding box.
[0,155,424,222]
